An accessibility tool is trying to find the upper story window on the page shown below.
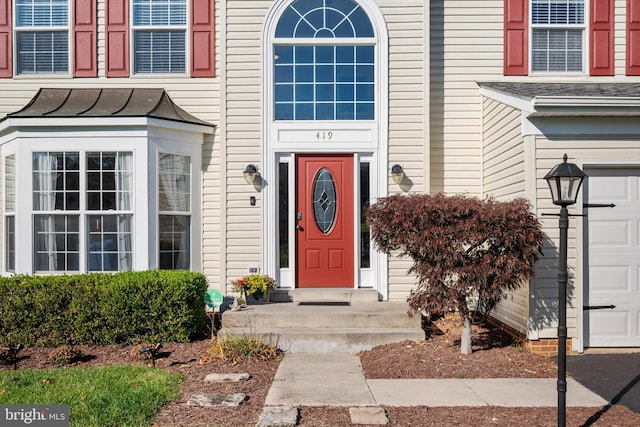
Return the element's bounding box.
[15,0,69,75]
[531,0,585,72]
[505,0,624,76]
[104,0,214,78]
[132,0,187,74]
[273,0,376,121]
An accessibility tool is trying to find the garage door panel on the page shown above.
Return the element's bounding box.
[589,265,631,292]
[585,168,640,347]
[589,176,632,203]
[588,311,632,347]
[589,220,631,247]
[589,311,630,336]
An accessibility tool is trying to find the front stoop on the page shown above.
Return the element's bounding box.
[218,291,424,353]
[269,288,381,303]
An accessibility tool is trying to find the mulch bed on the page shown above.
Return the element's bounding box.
[2,318,639,426]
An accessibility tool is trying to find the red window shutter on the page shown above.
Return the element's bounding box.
[0,0,12,78]
[73,0,97,77]
[504,0,528,76]
[590,0,614,76]
[628,0,640,75]
[191,0,215,77]
[106,0,129,77]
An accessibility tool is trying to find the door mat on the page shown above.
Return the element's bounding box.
[297,301,351,306]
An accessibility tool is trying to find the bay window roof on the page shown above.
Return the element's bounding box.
[1,88,213,128]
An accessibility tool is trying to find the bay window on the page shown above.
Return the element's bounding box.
[86,152,133,272]
[158,153,191,269]
[32,151,133,273]
[4,155,15,272]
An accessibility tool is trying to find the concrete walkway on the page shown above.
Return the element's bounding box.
[265,353,608,408]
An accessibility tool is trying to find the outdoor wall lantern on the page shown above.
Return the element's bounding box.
[243,164,259,185]
[543,153,586,427]
[390,164,404,185]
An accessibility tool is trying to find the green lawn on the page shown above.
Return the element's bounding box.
[0,365,181,427]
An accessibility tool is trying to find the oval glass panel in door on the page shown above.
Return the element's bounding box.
[312,168,337,234]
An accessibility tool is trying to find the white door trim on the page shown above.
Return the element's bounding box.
[260,0,389,298]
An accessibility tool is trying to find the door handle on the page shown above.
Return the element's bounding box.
[296,225,304,231]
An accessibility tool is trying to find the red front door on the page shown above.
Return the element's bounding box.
[296,154,354,287]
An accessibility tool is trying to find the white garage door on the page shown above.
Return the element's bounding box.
[584,168,640,347]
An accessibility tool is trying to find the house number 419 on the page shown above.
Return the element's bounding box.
[315,131,333,140]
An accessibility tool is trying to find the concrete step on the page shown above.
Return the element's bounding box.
[269,288,380,303]
[220,301,419,329]
[218,301,425,353]
[218,328,425,353]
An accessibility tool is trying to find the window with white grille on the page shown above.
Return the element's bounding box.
[132,0,187,74]
[274,0,376,120]
[32,151,133,272]
[531,0,585,72]
[158,153,191,269]
[15,0,69,74]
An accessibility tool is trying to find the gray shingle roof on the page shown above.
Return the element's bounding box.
[478,82,640,98]
[4,88,213,127]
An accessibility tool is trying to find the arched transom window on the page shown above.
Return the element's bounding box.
[274,0,375,121]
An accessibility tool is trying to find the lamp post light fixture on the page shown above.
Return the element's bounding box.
[543,154,586,427]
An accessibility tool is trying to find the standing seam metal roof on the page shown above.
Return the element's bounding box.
[3,88,214,128]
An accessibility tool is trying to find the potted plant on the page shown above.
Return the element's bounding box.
[231,274,276,304]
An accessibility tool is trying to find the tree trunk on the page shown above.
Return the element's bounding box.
[460,315,472,354]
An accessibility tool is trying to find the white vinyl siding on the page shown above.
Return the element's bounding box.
[430,0,638,199]
[380,0,428,301]
[430,1,504,196]
[481,97,529,335]
[482,98,526,200]
[223,1,266,291]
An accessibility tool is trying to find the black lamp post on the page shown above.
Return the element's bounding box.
[543,154,586,427]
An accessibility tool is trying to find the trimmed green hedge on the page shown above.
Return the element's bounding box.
[0,270,207,347]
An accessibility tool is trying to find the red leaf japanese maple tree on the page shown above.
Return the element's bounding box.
[366,193,543,354]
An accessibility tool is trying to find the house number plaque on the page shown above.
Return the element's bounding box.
[315,131,333,140]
